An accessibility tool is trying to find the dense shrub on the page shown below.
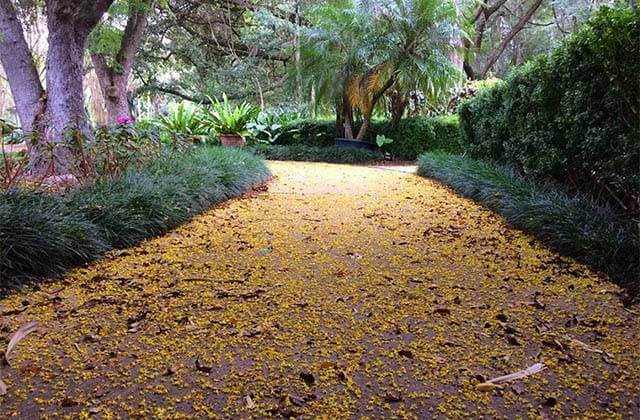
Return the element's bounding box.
[418,152,639,294]
[0,147,270,284]
[274,115,462,159]
[249,144,383,164]
[458,7,640,212]
[276,120,336,147]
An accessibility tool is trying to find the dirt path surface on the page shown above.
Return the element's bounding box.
[1,161,638,418]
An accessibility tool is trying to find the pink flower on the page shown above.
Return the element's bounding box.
[117,115,133,125]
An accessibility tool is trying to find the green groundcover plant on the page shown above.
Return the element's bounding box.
[418,152,639,295]
[0,147,270,286]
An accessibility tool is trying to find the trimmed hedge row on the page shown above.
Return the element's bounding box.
[275,115,462,160]
[418,152,639,294]
[458,7,640,211]
[0,147,271,285]
[248,144,384,164]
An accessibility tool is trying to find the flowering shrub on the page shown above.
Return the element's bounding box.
[117,115,134,126]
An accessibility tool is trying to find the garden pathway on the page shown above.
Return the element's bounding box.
[0,161,638,418]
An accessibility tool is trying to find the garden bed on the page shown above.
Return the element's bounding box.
[0,147,271,287]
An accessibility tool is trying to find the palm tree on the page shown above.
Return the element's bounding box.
[303,0,464,140]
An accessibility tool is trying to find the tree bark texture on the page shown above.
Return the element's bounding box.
[92,1,151,125]
[0,0,44,134]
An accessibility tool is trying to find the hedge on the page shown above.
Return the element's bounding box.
[248,144,384,164]
[458,7,640,213]
[418,152,639,295]
[274,115,463,160]
[0,147,271,285]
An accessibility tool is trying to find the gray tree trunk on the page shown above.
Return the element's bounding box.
[39,0,114,175]
[34,12,92,175]
[1,0,114,175]
[480,0,544,78]
[92,56,132,125]
[0,0,44,134]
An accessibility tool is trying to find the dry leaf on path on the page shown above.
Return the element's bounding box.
[476,362,546,391]
[5,321,39,365]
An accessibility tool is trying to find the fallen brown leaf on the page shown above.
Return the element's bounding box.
[5,321,39,365]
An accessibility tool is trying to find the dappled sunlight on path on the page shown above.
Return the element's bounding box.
[0,161,638,418]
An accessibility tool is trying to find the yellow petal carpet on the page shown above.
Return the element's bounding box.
[0,161,638,418]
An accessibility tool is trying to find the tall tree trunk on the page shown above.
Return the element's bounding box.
[355,118,370,142]
[335,96,344,138]
[32,10,93,175]
[343,92,354,139]
[92,58,131,124]
[354,75,396,141]
[294,0,302,104]
[462,0,508,80]
[390,90,407,130]
[30,0,114,176]
[91,0,151,125]
[0,0,44,134]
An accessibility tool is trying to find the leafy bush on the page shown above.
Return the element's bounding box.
[276,120,337,147]
[274,115,462,159]
[201,94,259,136]
[0,147,270,284]
[247,112,302,144]
[248,144,383,164]
[417,152,639,294]
[155,102,209,143]
[90,124,165,177]
[447,78,502,113]
[458,7,640,212]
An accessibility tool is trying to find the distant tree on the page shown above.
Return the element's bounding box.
[91,0,154,125]
[303,0,463,140]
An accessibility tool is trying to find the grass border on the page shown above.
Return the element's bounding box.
[0,146,271,288]
[417,151,639,296]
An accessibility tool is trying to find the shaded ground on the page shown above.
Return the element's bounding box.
[0,161,638,418]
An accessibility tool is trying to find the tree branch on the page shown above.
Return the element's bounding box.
[480,0,544,78]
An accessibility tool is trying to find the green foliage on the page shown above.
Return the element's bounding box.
[458,8,640,211]
[247,110,307,144]
[417,152,639,293]
[248,144,383,164]
[276,120,337,147]
[447,78,502,113]
[91,125,164,177]
[0,147,270,284]
[302,0,463,113]
[375,135,394,148]
[201,94,260,136]
[275,115,463,159]
[155,102,209,143]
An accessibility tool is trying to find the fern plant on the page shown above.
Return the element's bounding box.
[201,94,259,137]
[155,102,208,144]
